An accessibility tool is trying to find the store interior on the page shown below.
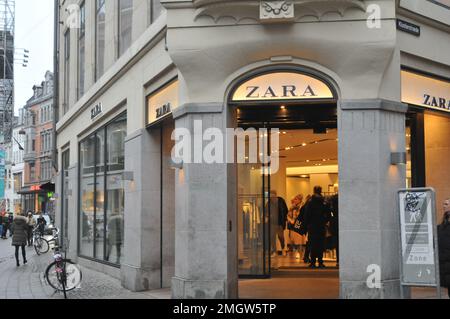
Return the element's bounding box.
[407,111,450,223]
[238,128,339,274]
[236,103,339,278]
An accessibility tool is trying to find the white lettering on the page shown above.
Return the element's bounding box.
[367,4,381,29]
[367,264,382,289]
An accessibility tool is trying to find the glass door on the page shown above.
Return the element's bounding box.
[238,125,272,278]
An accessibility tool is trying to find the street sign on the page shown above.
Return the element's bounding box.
[398,188,441,298]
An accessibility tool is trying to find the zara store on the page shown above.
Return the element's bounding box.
[55,0,450,299]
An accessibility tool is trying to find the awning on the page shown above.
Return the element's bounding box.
[40,182,55,192]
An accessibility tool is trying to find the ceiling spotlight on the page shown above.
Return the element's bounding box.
[280,105,286,110]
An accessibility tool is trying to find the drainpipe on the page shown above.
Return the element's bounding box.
[52,0,59,173]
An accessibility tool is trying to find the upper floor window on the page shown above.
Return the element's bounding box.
[429,0,450,9]
[64,30,71,114]
[118,0,133,57]
[148,0,165,26]
[96,0,106,80]
[78,2,86,99]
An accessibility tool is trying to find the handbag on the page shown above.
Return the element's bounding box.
[288,214,307,236]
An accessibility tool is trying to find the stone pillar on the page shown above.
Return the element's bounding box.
[339,99,407,299]
[67,165,79,261]
[171,103,238,299]
[54,171,62,237]
[121,129,162,292]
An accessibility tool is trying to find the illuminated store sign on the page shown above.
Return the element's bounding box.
[232,72,335,102]
[147,80,179,126]
[402,70,450,113]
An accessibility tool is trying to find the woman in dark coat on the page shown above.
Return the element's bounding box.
[11,214,28,267]
[438,199,450,298]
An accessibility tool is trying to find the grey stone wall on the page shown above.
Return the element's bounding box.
[338,99,407,299]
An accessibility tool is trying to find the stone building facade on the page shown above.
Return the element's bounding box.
[55,0,450,299]
[21,71,55,215]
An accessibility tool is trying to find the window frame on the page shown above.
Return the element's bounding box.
[118,0,133,57]
[95,0,106,81]
[78,1,86,99]
[63,29,71,114]
[77,112,127,267]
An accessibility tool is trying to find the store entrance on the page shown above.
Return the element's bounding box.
[237,102,339,292]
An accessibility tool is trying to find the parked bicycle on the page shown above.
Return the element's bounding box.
[33,227,59,255]
[44,238,82,299]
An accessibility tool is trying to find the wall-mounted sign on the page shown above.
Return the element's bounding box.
[147,80,179,127]
[397,19,421,36]
[91,103,103,121]
[402,70,450,113]
[398,188,441,297]
[31,185,41,191]
[231,72,335,102]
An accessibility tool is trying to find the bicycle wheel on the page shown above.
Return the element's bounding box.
[45,260,82,292]
[34,238,50,255]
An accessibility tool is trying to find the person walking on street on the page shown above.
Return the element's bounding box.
[7,213,14,237]
[303,186,332,269]
[11,213,28,267]
[26,212,36,246]
[438,199,450,298]
[37,212,47,236]
[1,212,11,239]
[0,213,4,240]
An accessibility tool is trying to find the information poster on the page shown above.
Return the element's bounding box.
[398,189,438,286]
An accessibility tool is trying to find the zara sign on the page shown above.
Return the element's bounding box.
[91,103,103,121]
[231,71,335,102]
[146,79,179,127]
[402,70,450,113]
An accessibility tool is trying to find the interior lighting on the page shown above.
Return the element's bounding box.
[391,152,407,166]
[170,158,184,170]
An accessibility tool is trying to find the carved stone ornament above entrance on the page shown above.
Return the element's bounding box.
[192,0,367,25]
[260,1,295,23]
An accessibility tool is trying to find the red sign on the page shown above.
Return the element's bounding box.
[31,185,41,191]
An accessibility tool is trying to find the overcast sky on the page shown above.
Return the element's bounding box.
[15,0,54,114]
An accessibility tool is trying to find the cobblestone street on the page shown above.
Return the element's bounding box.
[0,237,170,299]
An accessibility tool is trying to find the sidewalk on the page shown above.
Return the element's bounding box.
[0,238,170,299]
[1,238,447,299]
